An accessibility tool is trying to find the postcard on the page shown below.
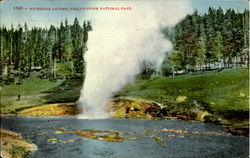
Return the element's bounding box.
[0,0,249,158]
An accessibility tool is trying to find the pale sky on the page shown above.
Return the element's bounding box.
[0,0,248,29]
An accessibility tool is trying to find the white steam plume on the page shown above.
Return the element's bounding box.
[79,1,190,118]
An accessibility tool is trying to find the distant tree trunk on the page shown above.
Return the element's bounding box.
[245,55,249,67]
[244,56,248,67]
[243,13,248,67]
[172,65,175,77]
[223,59,227,69]
[1,36,3,75]
[50,50,53,75]
[71,61,74,74]
[10,37,13,72]
[53,58,57,79]
[243,13,247,49]
[240,56,243,66]
[233,56,237,67]
[218,58,220,69]
[54,28,58,79]
[28,54,32,77]
[3,65,8,76]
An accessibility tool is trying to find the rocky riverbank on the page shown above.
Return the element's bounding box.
[7,97,248,137]
[109,97,249,137]
[0,128,37,158]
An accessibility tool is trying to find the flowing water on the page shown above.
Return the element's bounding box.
[1,116,249,158]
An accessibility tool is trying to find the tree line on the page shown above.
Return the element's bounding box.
[161,7,249,76]
[1,8,249,82]
[0,18,91,82]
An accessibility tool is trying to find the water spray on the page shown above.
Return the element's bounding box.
[79,1,190,118]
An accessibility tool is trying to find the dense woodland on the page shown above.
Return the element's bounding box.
[0,18,91,83]
[161,7,249,75]
[0,8,249,84]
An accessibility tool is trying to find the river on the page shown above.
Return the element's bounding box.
[1,116,249,158]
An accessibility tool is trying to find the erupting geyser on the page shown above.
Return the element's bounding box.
[79,1,189,118]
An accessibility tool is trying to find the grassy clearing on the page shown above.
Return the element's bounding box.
[1,77,63,96]
[113,67,249,136]
[1,76,82,115]
[0,77,63,114]
[115,67,249,120]
[1,94,47,114]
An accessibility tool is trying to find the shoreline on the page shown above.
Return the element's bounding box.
[1,99,248,137]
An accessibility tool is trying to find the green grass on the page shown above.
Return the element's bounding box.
[1,77,63,114]
[8,145,30,158]
[57,62,73,76]
[0,76,83,114]
[1,77,63,96]
[42,78,83,103]
[1,67,248,122]
[116,67,249,119]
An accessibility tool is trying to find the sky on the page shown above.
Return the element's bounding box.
[0,0,249,29]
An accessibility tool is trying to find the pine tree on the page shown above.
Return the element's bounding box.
[213,32,223,68]
[195,36,206,70]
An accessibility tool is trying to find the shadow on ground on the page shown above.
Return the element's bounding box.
[42,78,83,104]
